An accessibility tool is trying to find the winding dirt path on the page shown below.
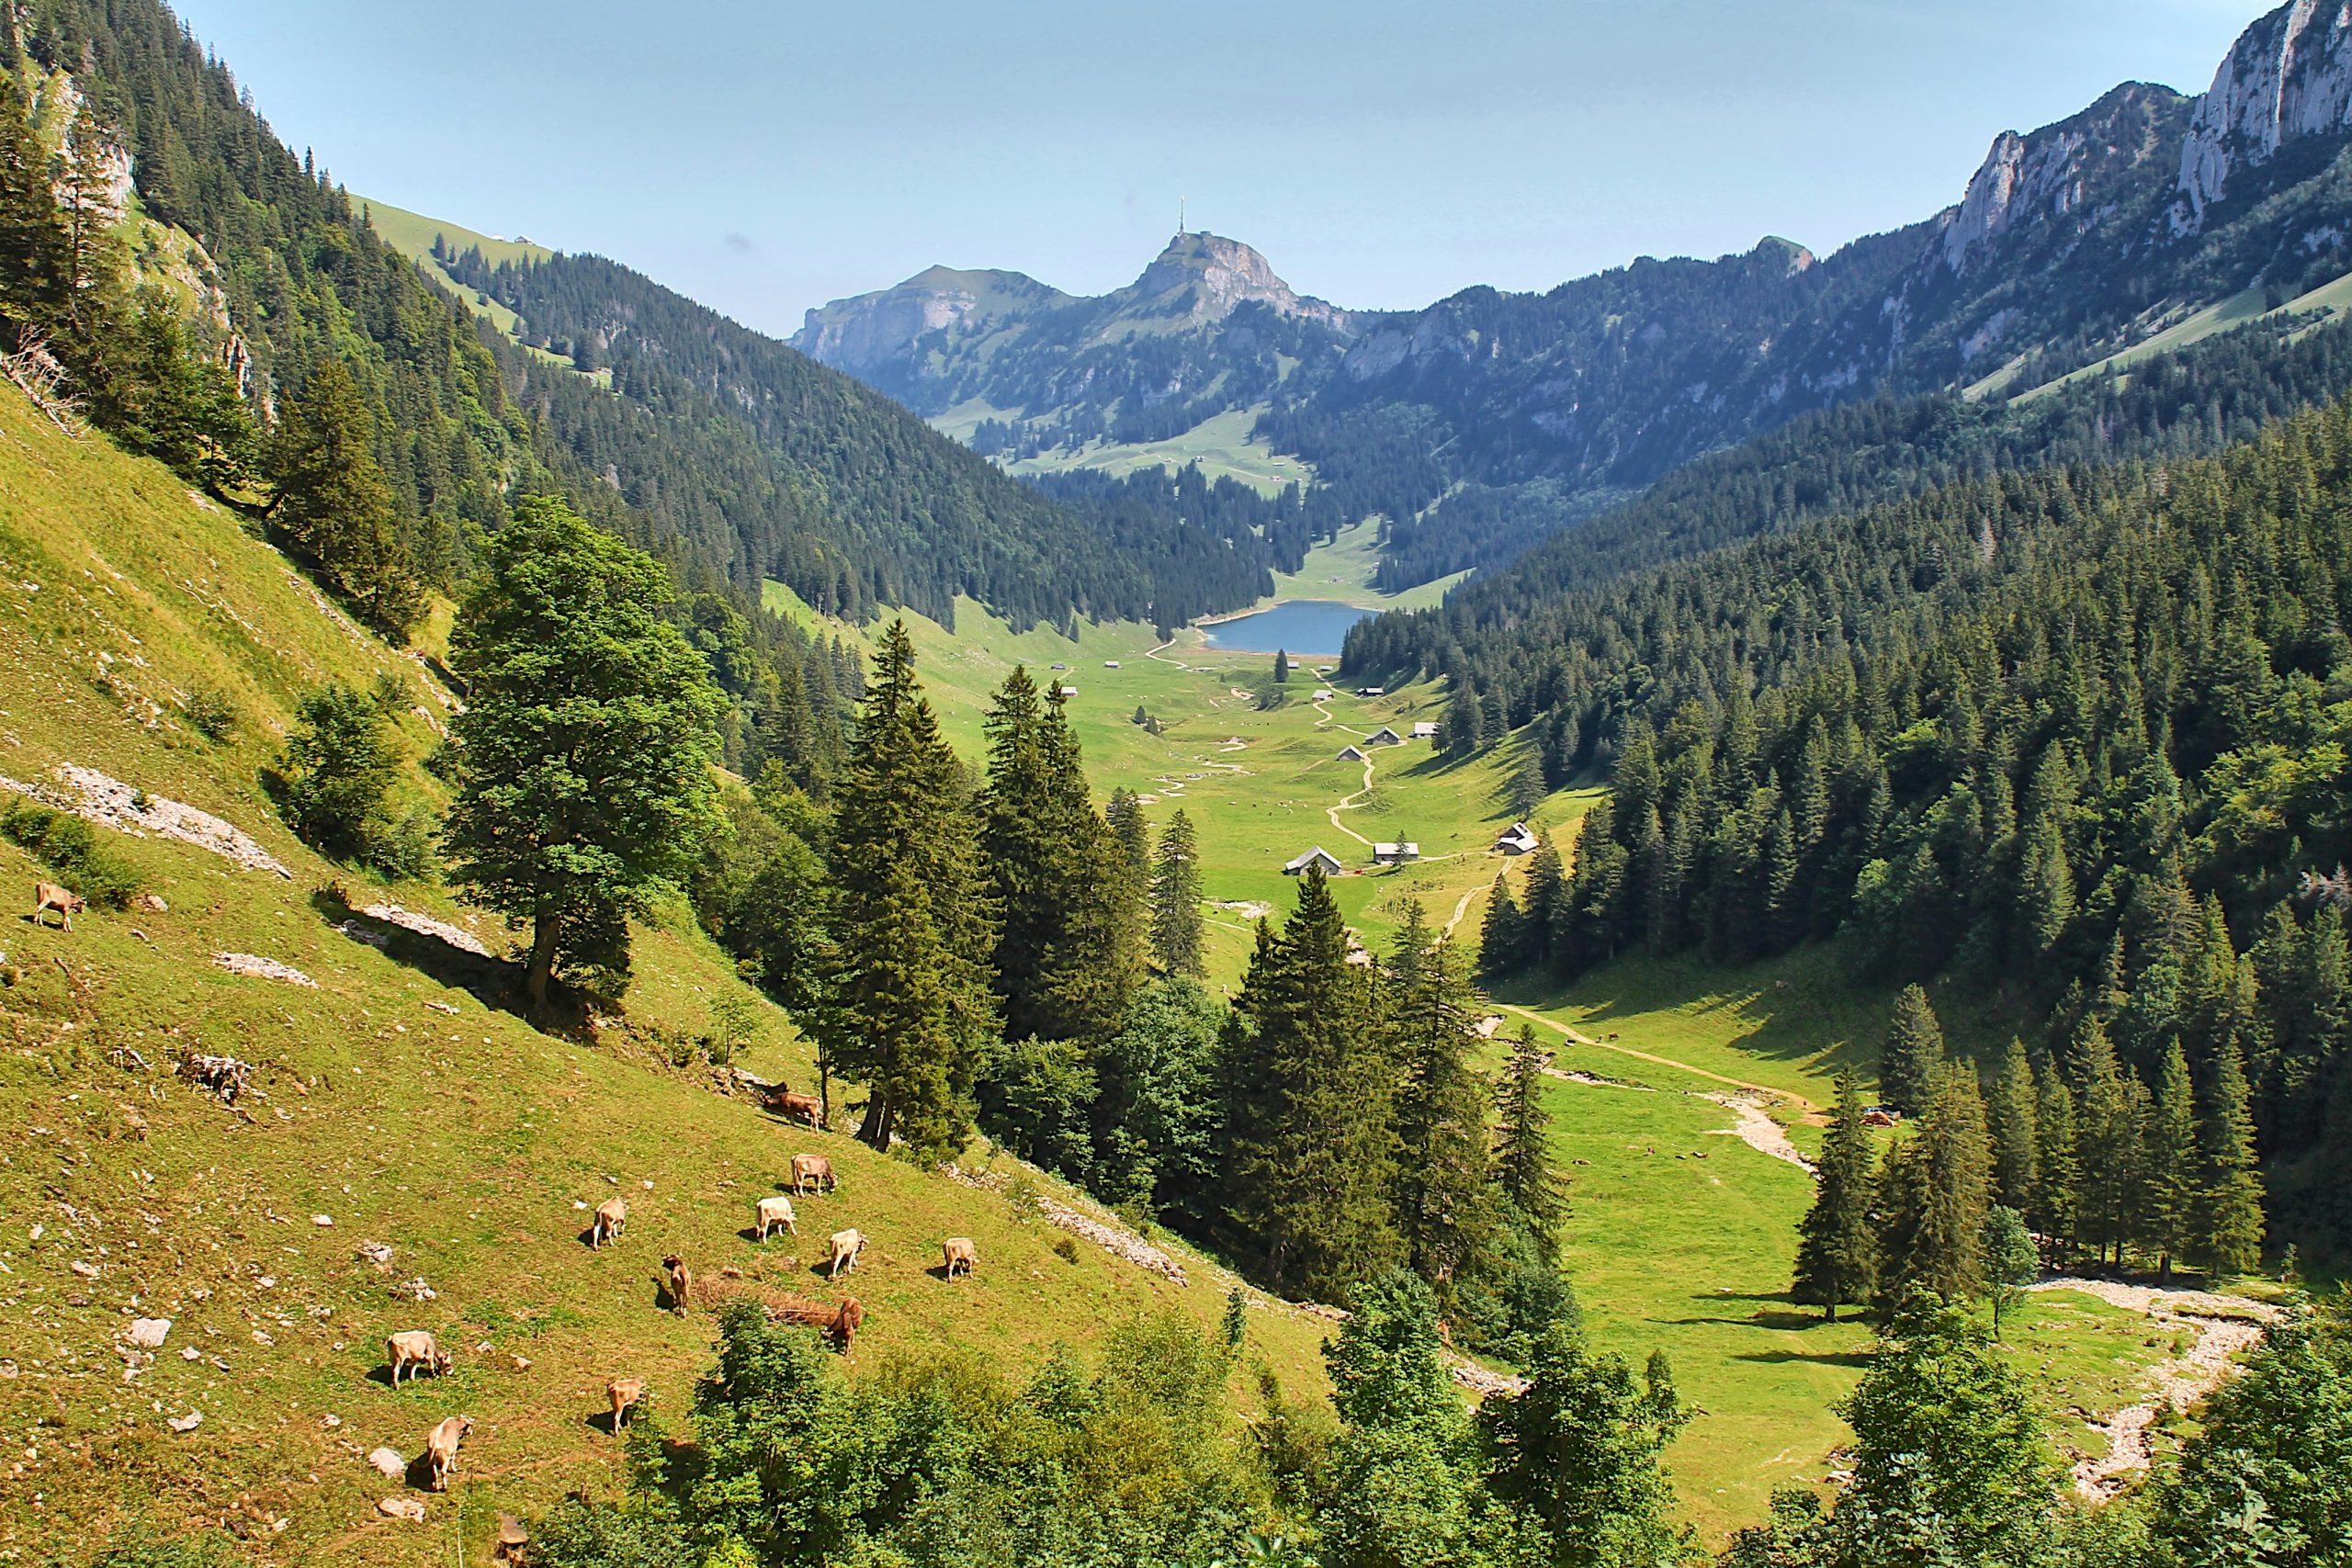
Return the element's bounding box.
[1327,754,1377,847]
[1493,1002,1815,1108]
[2024,1277,2282,1499]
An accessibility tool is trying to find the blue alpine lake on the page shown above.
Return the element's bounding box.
[1196,599,1373,657]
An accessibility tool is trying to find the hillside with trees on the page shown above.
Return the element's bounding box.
[1443,400,2352,1263]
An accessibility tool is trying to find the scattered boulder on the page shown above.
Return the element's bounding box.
[378,1496,426,1522]
[211,952,317,987]
[354,1240,394,1273]
[311,1214,334,1227]
[358,903,492,956]
[167,1410,202,1433]
[390,1277,437,1303]
[366,1447,406,1479]
[134,893,167,913]
[125,1317,170,1349]
[1,763,291,876]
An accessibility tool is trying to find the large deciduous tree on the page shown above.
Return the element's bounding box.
[445,497,724,1007]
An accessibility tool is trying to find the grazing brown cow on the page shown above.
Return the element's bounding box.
[423,1414,473,1492]
[662,1255,693,1314]
[941,1237,977,1280]
[384,1329,453,1385]
[766,1088,824,1128]
[606,1377,646,1431]
[827,1228,865,1279]
[790,1154,836,1196]
[34,882,85,931]
[591,1197,627,1248]
[754,1195,797,1240]
[769,1294,864,1350]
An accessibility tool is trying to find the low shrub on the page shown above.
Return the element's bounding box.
[2,801,143,908]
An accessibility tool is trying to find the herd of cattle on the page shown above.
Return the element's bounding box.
[381,1128,980,1494]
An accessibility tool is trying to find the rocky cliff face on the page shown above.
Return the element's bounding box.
[2175,0,2352,232]
[792,266,1066,382]
[1127,231,1353,329]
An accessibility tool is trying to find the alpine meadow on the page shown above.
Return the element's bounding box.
[6,2,2352,1566]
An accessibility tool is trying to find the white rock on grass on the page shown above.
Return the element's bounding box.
[125,1317,170,1348]
[366,1447,406,1479]
[167,1410,202,1433]
[378,1496,426,1522]
[211,952,317,987]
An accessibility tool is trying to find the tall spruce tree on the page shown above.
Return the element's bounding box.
[2192,1043,2266,1277]
[1385,903,1496,1291]
[1876,1061,1994,1306]
[1792,1067,1878,1322]
[1879,984,1946,1117]
[1220,868,1401,1299]
[2073,1018,2138,1267]
[978,667,1057,1038]
[444,498,724,1007]
[1031,685,1143,1043]
[1495,1023,1566,1255]
[1273,648,1289,684]
[2142,1040,2197,1280]
[818,621,997,1158]
[2031,1064,2082,1267]
[1148,808,1205,977]
[1986,1036,2041,1217]
[1477,874,1527,982]
[271,360,420,637]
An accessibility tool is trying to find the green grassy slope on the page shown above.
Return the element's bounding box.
[0,388,1337,1566]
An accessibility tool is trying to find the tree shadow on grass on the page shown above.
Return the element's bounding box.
[311,886,591,1037]
[1734,1348,1877,1370]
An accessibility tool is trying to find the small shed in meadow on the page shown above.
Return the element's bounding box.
[1283,847,1342,877]
[1366,727,1403,747]
[1373,842,1420,864]
[1337,744,1368,761]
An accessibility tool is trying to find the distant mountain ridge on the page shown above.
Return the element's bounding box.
[796,0,2352,592]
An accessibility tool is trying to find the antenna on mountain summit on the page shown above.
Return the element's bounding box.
[1179,197,1185,235]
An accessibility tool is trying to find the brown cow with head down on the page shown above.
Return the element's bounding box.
[941,1237,977,1280]
[754,1195,797,1239]
[384,1329,453,1384]
[766,1088,824,1128]
[769,1294,864,1351]
[827,1228,865,1279]
[424,1414,473,1491]
[789,1154,835,1196]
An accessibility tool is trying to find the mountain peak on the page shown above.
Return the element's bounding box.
[1126,231,1347,326]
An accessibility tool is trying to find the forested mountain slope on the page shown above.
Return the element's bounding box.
[13,0,1276,650]
[1430,396,2352,1262]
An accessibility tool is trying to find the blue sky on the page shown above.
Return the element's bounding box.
[180,1,2276,336]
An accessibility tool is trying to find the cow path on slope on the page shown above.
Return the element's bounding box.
[2024,1278,2282,1499]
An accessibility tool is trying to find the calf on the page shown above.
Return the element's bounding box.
[941,1237,977,1281]
[789,1154,836,1196]
[384,1329,453,1385]
[33,882,85,931]
[766,1088,824,1128]
[591,1197,627,1248]
[606,1377,646,1431]
[423,1414,473,1492]
[754,1195,797,1240]
[827,1228,865,1279]
[662,1254,693,1314]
